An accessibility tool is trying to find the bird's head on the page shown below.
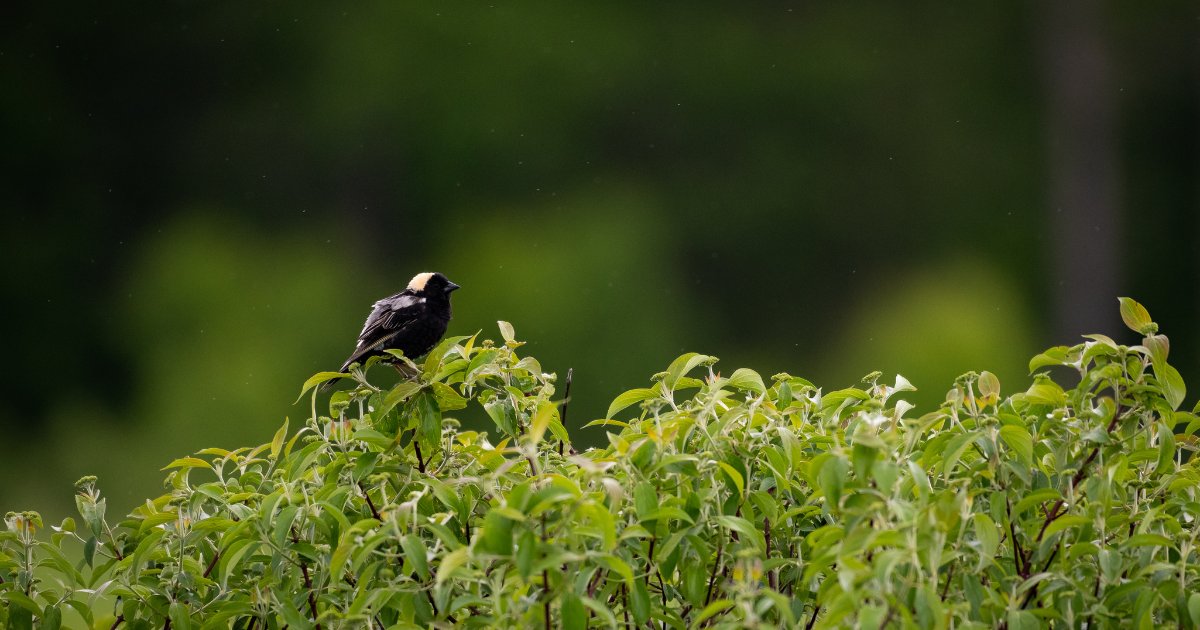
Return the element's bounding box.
[407,272,460,298]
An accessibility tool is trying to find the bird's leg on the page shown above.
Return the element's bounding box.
[391,362,418,380]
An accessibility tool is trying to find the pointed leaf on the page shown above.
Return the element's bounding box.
[1118,297,1157,335]
[606,388,659,419]
[999,425,1033,466]
[296,371,348,401]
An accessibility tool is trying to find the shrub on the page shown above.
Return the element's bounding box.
[2,299,1198,628]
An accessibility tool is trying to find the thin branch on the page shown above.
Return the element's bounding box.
[291,532,321,629]
[586,569,607,599]
[703,535,725,607]
[413,440,427,474]
[1008,398,1127,624]
[805,604,821,630]
[621,583,630,628]
[525,453,541,477]
[424,590,440,617]
[940,562,956,600]
[358,482,382,520]
[558,368,573,456]
[1015,546,1060,612]
[1041,400,1125,533]
[202,550,221,578]
[1006,497,1026,577]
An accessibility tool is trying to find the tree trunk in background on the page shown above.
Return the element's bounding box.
[1040,0,1121,342]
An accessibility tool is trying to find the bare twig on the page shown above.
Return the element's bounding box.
[413,440,427,474]
[202,550,220,578]
[558,368,573,456]
[358,482,382,520]
[291,532,321,628]
[805,604,821,630]
[703,536,725,607]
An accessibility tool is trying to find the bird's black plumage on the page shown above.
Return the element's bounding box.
[337,272,460,373]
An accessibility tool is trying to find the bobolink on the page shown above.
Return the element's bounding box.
[335,271,460,377]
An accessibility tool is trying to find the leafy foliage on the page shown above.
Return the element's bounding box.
[3,300,1199,628]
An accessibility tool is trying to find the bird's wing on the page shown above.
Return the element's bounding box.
[340,293,425,370]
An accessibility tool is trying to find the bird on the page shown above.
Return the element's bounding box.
[331,272,460,383]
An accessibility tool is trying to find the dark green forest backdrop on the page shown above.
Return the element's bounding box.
[2,3,1197,519]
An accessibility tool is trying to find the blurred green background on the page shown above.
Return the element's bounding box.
[2,3,1196,520]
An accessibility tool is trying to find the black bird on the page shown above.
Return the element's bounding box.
[336,271,460,375]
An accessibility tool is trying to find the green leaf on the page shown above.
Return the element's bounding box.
[515,529,537,580]
[398,534,429,582]
[629,578,651,625]
[273,505,300,549]
[561,592,587,630]
[430,382,468,412]
[6,606,32,630]
[161,457,212,471]
[606,387,659,419]
[692,599,734,626]
[726,368,766,394]
[1143,334,1169,364]
[1024,381,1066,407]
[1029,346,1071,373]
[527,399,557,445]
[40,605,62,630]
[219,539,260,587]
[169,602,193,630]
[641,507,694,525]
[1155,422,1176,473]
[296,371,348,401]
[1014,488,1061,515]
[714,515,758,543]
[1188,592,1200,626]
[269,417,288,459]
[716,462,744,499]
[479,510,514,556]
[663,352,714,390]
[851,442,878,479]
[977,370,1000,399]
[1043,515,1089,539]
[1125,533,1173,548]
[942,431,978,476]
[375,380,423,420]
[423,333,471,374]
[998,425,1033,466]
[1153,360,1186,410]
[416,389,442,451]
[579,597,618,628]
[634,481,657,518]
[973,514,999,558]
[436,547,469,589]
[815,454,848,505]
[1006,610,1039,630]
[0,591,42,615]
[1118,297,1157,335]
[498,320,516,343]
[583,418,629,429]
[594,553,635,583]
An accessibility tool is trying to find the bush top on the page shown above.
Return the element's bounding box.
[2,299,1199,629]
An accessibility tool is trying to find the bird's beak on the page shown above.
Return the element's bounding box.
[446,282,461,293]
